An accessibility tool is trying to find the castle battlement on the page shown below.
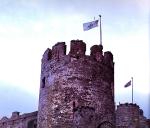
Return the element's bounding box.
[117,102,140,108]
[40,40,114,90]
[42,40,114,68]
[52,42,66,59]
[69,40,86,58]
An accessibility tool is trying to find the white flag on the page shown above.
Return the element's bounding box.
[83,20,99,31]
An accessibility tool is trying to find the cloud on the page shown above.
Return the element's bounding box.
[135,0,150,15]
[0,82,38,118]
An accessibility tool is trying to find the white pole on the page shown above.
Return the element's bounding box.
[99,15,102,45]
[131,77,133,103]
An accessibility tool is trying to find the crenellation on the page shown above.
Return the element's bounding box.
[42,48,52,62]
[104,51,114,68]
[90,44,103,62]
[69,40,86,58]
[41,41,114,72]
[117,103,139,108]
[52,42,66,60]
[139,109,144,116]
[11,111,20,119]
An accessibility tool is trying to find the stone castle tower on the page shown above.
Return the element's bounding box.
[116,103,149,128]
[37,40,115,128]
[116,103,140,127]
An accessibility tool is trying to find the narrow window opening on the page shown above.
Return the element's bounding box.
[73,101,75,108]
[34,124,37,128]
[73,101,76,112]
[76,56,80,59]
[41,77,45,88]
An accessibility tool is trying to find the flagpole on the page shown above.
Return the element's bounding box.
[99,15,102,45]
[131,77,133,103]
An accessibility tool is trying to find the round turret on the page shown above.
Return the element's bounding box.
[37,40,115,128]
[116,103,140,127]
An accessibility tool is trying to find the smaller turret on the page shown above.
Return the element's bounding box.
[116,103,140,127]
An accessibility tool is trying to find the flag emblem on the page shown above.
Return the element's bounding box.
[124,80,131,87]
[83,20,99,31]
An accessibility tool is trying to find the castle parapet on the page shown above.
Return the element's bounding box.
[117,103,139,108]
[90,44,103,62]
[52,42,66,59]
[139,109,144,116]
[42,48,52,62]
[11,111,20,119]
[69,40,86,58]
[104,51,114,68]
[41,40,114,67]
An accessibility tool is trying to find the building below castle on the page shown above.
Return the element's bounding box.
[0,111,37,128]
[0,40,149,128]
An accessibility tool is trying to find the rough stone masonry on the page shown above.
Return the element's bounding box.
[37,40,115,128]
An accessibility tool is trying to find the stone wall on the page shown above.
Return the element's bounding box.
[37,40,115,128]
[0,111,37,128]
[147,119,150,128]
[116,103,149,128]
